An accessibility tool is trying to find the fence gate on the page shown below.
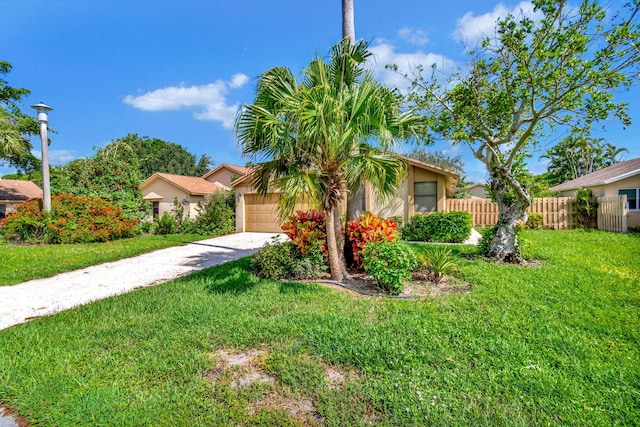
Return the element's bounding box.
[597,195,628,233]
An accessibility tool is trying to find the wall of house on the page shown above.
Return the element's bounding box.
[468,184,488,199]
[557,175,640,228]
[365,180,408,222]
[234,183,252,232]
[204,168,236,189]
[408,166,447,216]
[142,180,204,219]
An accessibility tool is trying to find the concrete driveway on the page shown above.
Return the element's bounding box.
[0,232,283,331]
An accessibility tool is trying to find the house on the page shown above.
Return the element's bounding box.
[467,182,489,199]
[0,180,43,219]
[140,173,226,219]
[232,155,459,233]
[549,157,640,228]
[201,163,252,190]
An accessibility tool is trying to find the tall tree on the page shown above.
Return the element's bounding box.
[236,40,420,281]
[408,0,640,261]
[542,134,628,186]
[342,0,355,43]
[0,61,39,162]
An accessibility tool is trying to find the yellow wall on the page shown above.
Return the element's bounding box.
[557,175,640,229]
[142,180,205,219]
[204,168,236,189]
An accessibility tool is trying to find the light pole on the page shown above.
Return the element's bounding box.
[31,103,53,213]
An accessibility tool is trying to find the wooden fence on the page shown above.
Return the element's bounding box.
[446,197,574,229]
[597,195,628,233]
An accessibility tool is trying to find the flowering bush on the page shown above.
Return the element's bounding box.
[281,210,328,262]
[346,213,398,269]
[1,194,138,244]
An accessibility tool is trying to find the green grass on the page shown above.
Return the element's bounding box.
[0,230,638,425]
[0,234,210,285]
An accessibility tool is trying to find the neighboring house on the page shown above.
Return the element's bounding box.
[202,163,252,190]
[549,157,640,228]
[467,182,489,199]
[140,173,226,219]
[232,155,459,233]
[0,180,43,219]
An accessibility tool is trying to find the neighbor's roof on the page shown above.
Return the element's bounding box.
[201,163,252,181]
[0,179,43,202]
[549,157,640,192]
[140,173,225,195]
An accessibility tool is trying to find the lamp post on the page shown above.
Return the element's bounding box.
[31,103,53,213]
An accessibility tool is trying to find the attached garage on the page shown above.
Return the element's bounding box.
[244,193,282,232]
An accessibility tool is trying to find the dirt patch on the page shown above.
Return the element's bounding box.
[0,404,30,427]
[206,348,357,425]
[316,271,472,299]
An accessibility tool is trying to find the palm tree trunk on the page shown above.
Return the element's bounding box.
[342,0,355,43]
[326,205,345,282]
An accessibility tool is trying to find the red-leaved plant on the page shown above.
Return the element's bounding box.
[281,210,328,261]
[347,212,398,269]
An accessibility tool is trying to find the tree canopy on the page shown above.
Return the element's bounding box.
[542,134,628,186]
[51,134,214,218]
[408,0,640,261]
[0,61,40,165]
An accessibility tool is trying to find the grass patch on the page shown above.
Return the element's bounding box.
[0,234,211,285]
[0,230,638,425]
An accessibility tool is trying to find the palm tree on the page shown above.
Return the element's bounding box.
[236,40,420,281]
[342,0,355,43]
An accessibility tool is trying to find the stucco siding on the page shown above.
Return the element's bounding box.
[204,168,235,189]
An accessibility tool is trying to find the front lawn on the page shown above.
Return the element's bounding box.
[0,234,211,286]
[0,230,638,425]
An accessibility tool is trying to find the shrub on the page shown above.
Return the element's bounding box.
[525,212,543,229]
[346,213,398,269]
[184,191,235,236]
[361,240,417,295]
[417,247,458,283]
[281,210,328,261]
[572,187,598,228]
[401,211,472,243]
[154,212,178,235]
[252,240,327,281]
[0,194,138,244]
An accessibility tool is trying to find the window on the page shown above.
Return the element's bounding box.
[152,201,160,217]
[414,181,437,212]
[618,189,639,211]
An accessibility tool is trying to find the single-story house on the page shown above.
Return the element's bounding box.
[140,173,226,218]
[467,182,489,199]
[201,163,252,190]
[232,155,460,233]
[549,157,640,228]
[0,179,43,219]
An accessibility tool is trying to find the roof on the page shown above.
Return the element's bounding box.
[140,173,225,195]
[549,158,640,192]
[467,183,487,189]
[142,191,163,201]
[231,154,461,196]
[0,180,43,202]
[201,163,252,181]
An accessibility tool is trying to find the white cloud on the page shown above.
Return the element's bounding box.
[31,149,77,166]
[123,74,249,128]
[452,1,537,44]
[398,27,429,46]
[368,42,457,90]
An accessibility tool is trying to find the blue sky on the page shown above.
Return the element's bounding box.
[2,0,639,182]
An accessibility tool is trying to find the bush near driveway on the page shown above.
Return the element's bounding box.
[0,194,137,244]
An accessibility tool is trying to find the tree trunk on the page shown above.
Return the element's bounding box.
[486,167,531,263]
[342,0,355,43]
[326,205,345,282]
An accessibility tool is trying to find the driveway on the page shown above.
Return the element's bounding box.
[0,232,283,331]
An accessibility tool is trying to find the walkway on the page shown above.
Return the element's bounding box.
[0,232,282,331]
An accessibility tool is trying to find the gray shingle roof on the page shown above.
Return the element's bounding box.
[549,158,640,192]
